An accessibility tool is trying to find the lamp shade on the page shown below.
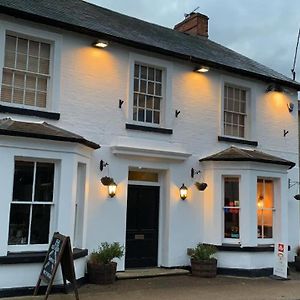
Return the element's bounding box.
[180,183,188,200]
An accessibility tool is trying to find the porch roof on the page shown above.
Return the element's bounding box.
[199,146,295,169]
[0,118,100,149]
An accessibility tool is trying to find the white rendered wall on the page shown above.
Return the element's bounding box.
[0,15,298,282]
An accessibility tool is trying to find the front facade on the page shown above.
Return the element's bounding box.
[0,0,299,292]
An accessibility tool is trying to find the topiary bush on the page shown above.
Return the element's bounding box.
[89,242,124,265]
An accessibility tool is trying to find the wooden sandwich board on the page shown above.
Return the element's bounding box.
[34,232,79,300]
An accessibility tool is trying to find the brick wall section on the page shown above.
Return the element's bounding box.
[174,13,209,37]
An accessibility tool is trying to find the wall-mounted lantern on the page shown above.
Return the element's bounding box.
[100,160,117,198]
[195,66,209,73]
[180,183,188,200]
[93,40,109,48]
[108,181,117,198]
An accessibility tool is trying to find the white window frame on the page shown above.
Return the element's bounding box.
[222,175,241,244]
[128,53,173,129]
[220,76,254,140]
[0,19,62,113]
[257,177,275,244]
[8,159,58,252]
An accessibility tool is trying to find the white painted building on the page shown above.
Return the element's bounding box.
[0,0,299,293]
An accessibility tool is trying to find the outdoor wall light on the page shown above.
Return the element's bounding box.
[180,183,188,200]
[287,102,294,112]
[93,40,109,48]
[265,83,283,93]
[195,66,209,73]
[108,181,117,198]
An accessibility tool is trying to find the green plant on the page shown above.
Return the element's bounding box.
[190,243,217,261]
[89,242,124,265]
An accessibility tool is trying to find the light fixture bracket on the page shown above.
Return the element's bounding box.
[100,160,109,172]
[191,168,201,178]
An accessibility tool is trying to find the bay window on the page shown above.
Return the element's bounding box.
[8,161,55,246]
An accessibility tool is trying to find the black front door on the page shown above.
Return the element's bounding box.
[125,185,160,268]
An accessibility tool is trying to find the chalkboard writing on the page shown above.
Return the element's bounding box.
[34,232,79,300]
[41,237,62,282]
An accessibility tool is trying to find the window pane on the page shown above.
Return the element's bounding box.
[39,59,50,75]
[30,205,51,244]
[141,66,147,79]
[153,111,160,124]
[154,97,160,110]
[148,81,154,94]
[13,88,24,104]
[14,73,25,88]
[4,51,15,68]
[148,67,154,81]
[13,161,34,202]
[37,77,47,92]
[8,204,30,245]
[134,64,139,77]
[140,80,147,93]
[224,178,239,207]
[264,180,274,208]
[155,69,162,82]
[224,208,239,239]
[155,83,162,96]
[134,78,139,92]
[25,90,36,106]
[17,38,28,54]
[2,69,13,85]
[29,40,39,56]
[133,107,137,121]
[146,96,153,109]
[34,163,54,202]
[257,209,263,238]
[138,108,144,122]
[16,53,27,70]
[6,35,17,52]
[1,86,12,102]
[40,43,51,59]
[36,92,47,108]
[139,95,145,107]
[146,110,152,123]
[28,56,39,73]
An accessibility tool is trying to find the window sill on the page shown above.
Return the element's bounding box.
[0,248,88,264]
[0,105,60,120]
[126,123,173,134]
[217,244,274,252]
[218,136,258,147]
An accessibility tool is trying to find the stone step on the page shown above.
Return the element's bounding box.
[116,268,190,280]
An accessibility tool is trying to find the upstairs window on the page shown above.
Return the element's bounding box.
[133,63,163,125]
[1,34,51,109]
[224,85,247,138]
[8,161,55,246]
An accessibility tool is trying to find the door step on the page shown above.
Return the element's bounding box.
[116,268,190,280]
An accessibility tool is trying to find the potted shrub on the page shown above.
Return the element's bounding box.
[295,246,300,271]
[189,243,217,277]
[87,242,124,284]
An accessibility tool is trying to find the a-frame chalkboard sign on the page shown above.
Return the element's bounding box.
[34,232,79,300]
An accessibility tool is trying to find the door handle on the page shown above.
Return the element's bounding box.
[134,234,145,240]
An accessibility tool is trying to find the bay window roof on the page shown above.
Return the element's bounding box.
[0,118,100,149]
[199,146,295,169]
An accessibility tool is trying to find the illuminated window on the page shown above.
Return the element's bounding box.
[1,34,51,108]
[224,85,247,138]
[257,179,274,239]
[8,161,55,246]
[224,177,240,239]
[133,63,163,125]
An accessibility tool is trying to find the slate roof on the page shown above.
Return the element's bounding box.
[0,0,299,90]
[0,118,100,149]
[199,146,295,169]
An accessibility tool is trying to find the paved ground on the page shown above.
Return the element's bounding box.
[5,273,300,300]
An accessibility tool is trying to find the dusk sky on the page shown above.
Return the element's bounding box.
[87,0,300,80]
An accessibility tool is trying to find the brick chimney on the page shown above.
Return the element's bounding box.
[174,12,209,38]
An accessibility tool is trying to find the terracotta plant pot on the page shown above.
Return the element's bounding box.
[87,261,117,284]
[295,256,300,271]
[191,258,217,278]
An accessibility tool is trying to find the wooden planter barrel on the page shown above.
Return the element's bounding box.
[87,262,117,284]
[191,258,217,278]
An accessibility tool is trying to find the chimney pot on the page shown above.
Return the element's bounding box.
[174,12,209,38]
